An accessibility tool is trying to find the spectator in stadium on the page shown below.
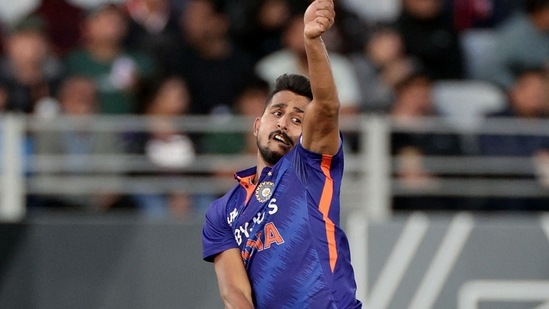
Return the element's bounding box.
[478,67,549,211]
[479,0,549,89]
[32,75,133,212]
[226,0,293,62]
[64,3,156,114]
[350,24,421,113]
[395,0,465,80]
[0,15,63,116]
[123,0,182,74]
[167,0,255,116]
[389,71,464,211]
[128,75,198,218]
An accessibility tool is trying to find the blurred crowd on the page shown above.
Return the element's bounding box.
[0,0,548,216]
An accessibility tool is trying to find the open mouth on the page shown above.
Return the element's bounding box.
[271,131,292,146]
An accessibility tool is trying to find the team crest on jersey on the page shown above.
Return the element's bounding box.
[255,181,274,203]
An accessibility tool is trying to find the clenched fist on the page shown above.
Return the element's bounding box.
[303,0,335,39]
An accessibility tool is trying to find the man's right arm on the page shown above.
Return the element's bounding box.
[300,0,340,156]
[214,248,254,309]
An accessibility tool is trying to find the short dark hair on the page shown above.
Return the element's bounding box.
[265,74,313,105]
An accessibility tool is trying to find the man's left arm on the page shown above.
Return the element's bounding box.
[301,0,340,156]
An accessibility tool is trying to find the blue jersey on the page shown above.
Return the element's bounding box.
[202,141,362,309]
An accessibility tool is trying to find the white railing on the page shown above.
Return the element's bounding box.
[2,114,549,222]
[0,114,26,221]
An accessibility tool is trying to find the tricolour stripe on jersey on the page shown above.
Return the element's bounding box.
[237,175,256,205]
[319,154,337,272]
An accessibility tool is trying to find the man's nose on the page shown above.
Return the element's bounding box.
[277,116,289,131]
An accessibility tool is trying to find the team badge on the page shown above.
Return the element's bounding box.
[255,181,274,203]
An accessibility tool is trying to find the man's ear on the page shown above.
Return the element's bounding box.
[253,117,261,137]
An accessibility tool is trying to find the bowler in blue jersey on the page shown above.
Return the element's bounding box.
[202,0,362,307]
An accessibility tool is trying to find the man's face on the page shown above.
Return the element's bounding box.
[86,8,127,44]
[511,72,548,117]
[254,90,310,166]
[7,31,48,67]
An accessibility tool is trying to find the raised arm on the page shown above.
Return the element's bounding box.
[213,248,254,309]
[301,0,340,155]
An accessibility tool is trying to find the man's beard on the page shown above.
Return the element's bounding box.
[257,142,284,166]
[257,131,292,166]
